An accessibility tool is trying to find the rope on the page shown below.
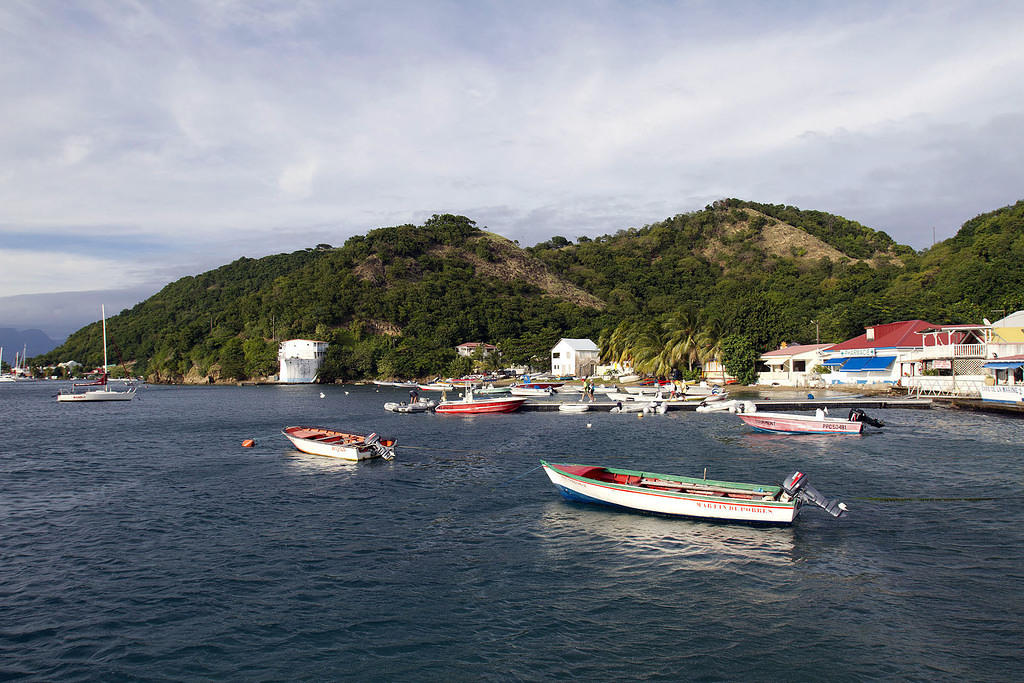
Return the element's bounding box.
[495,463,547,487]
[853,496,999,502]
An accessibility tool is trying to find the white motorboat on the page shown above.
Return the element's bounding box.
[282,425,396,460]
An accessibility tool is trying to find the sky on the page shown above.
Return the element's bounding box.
[1,0,1023,338]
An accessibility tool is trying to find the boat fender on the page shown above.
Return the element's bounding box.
[242,439,255,448]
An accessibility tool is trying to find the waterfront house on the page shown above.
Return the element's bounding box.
[279,339,328,383]
[821,320,939,386]
[455,342,497,358]
[757,343,833,387]
[551,338,599,378]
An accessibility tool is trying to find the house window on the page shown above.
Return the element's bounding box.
[552,352,560,358]
[793,360,806,372]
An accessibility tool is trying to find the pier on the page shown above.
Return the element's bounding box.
[519,397,933,412]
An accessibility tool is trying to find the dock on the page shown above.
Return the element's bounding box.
[520,397,933,412]
[949,399,1024,417]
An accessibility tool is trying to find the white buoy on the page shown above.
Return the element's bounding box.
[344,391,349,395]
[319,392,325,398]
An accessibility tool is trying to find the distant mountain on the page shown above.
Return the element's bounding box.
[0,328,61,359]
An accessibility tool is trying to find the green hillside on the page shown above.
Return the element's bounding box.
[34,200,1024,383]
[37,214,608,381]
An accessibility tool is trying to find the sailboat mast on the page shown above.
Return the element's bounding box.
[102,305,108,377]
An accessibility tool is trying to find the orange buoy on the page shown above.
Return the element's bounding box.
[242,439,255,448]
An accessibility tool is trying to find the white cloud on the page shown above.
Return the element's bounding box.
[0,0,1022,319]
[278,158,319,199]
[0,250,153,297]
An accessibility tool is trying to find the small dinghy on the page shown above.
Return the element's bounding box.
[558,403,590,413]
[541,461,847,524]
[383,398,437,413]
[696,399,748,413]
[282,426,396,461]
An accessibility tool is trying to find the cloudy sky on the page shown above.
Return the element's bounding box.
[2,0,1022,337]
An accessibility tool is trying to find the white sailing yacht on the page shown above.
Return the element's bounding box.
[57,305,136,402]
[0,347,14,382]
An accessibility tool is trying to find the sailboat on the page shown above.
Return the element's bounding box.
[0,347,14,382]
[57,305,136,402]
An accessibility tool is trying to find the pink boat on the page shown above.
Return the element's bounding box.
[738,408,884,435]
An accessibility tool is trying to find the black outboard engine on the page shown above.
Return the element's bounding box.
[782,471,847,518]
[364,433,396,461]
[848,408,885,428]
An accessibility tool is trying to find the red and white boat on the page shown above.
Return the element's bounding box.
[738,408,883,435]
[435,388,526,414]
[281,426,396,460]
[541,461,846,524]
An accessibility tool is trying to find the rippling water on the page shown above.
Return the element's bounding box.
[1,382,1021,680]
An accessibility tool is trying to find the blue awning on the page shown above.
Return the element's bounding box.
[861,356,895,371]
[983,360,1024,369]
[839,357,871,371]
[821,358,846,366]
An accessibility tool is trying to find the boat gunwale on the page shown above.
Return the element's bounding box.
[281,425,396,447]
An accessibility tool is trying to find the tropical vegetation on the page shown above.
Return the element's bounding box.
[31,199,1024,383]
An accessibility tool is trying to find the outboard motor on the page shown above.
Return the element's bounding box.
[364,432,396,461]
[848,408,885,428]
[782,471,848,518]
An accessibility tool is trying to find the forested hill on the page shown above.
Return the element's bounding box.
[36,214,608,381]
[34,200,1024,383]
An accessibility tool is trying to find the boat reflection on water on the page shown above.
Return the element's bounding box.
[537,503,795,568]
[736,431,848,459]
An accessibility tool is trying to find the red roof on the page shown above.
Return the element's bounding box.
[827,320,938,351]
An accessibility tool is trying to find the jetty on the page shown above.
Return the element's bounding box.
[520,397,932,412]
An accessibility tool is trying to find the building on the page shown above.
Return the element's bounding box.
[551,338,599,378]
[820,320,938,385]
[701,359,736,385]
[455,342,497,358]
[279,339,328,383]
[757,343,833,386]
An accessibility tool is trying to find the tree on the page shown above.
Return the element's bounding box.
[719,334,759,385]
[219,338,246,380]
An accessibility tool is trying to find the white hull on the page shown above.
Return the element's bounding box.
[57,388,135,402]
[510,387,552,396]
[384,398,437,413]
[282,426,396,461]
[979,386,1024,404]
[558,403,590,413]
[284,433,373,459]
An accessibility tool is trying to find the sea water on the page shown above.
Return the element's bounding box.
[1,382,1021,680]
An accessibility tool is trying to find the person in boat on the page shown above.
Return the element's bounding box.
[815,406,829,419]
[410,388,419,402]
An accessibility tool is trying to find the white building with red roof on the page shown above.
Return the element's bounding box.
[820,320,939,386]
[757,343,833,387]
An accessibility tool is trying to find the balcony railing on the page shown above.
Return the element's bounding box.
[906,344,985,361]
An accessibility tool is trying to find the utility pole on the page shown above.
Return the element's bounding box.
[810,319,819,345]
